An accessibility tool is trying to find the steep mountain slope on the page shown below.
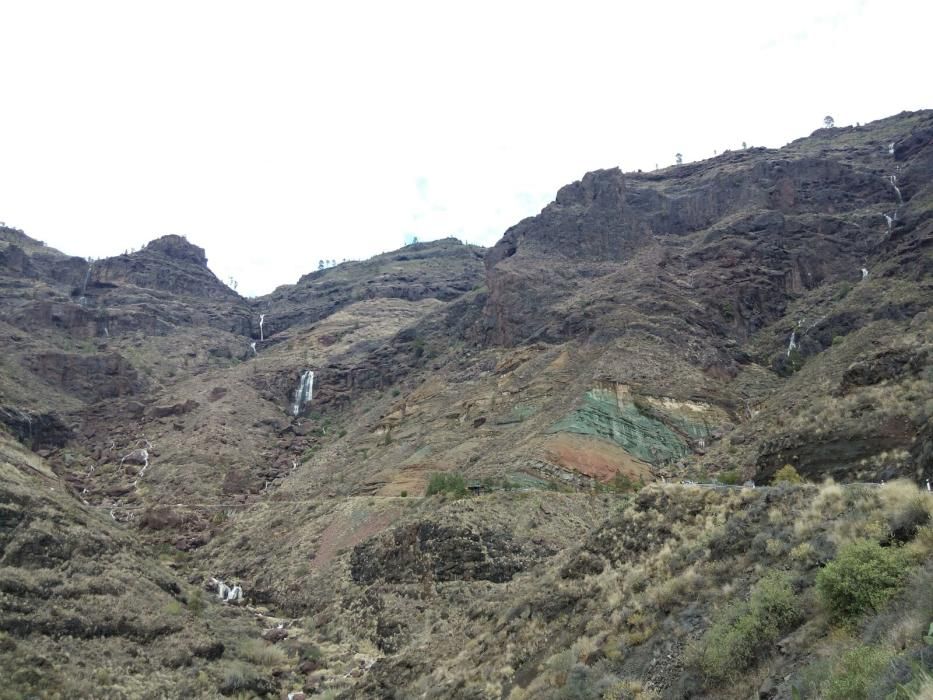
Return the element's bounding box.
[0,110,931,698]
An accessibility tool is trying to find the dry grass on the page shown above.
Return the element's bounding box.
[237,638,288,667]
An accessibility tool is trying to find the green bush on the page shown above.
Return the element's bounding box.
[603,472,642,493]
[425,472,467,498]
[820,645,893,700]
[694,572,801,682]
[719,469,741,485]
[771,464,804,485]
[187,588,204,615]
[816,539,910,621]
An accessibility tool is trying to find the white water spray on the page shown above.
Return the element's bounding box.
[209,577,243,603]
[786,331,798,357]
[888,142,895,155]
[888,175,902,203]
[78,264,92,305]
[883,213,893,232]
[259,314,266,342]
[291,370,314,416]
[250,341,257,356]
[861,268,869,280]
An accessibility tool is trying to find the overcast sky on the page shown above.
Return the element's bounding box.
[1,1,930,296]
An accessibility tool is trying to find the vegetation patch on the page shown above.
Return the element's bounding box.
[818,644,895,700]
[692,572,802,682]
[816,539,911,622]
[425,472,467,497]
[771,464,804,485]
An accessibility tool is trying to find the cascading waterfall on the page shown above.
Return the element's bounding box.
[888,175,902,203]
[250,341,257,356]
[78,263,92,305]
[888,142,895,155]
[861,268,869,280]
[882,173,902,233]
[209,577,243,603]
[259,314,266,342]
[786,331,798,357]
[291,370,314,416]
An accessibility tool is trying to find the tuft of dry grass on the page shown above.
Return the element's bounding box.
[238,638,288,667]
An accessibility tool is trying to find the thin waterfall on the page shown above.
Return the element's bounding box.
[888,175,902,203]
[291,370,314,416]
[78,263,93,305]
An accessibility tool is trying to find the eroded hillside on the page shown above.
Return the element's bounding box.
[1,110,931,698]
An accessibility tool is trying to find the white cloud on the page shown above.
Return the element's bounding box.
[0,0,930,296]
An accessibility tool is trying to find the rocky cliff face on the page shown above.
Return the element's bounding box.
[483,144,901,349]
[253,238,485,337]
[91,234,234,299]
[0,110,931,699]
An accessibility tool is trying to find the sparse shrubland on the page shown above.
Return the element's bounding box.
[366,480,932,699]
[425,471,467,497]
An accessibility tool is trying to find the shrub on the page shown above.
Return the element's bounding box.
[400,490,408,498]
[425,472,467,497]
[771,464,804,485]
[238,638,287,667]
[719,469,741,485]
[820,645,893,700]
[693,572,801,682]
[187,588,205,615]
[886,496,931,544]
[816,539,910,621]
[604,472,641,493]
[163,600,184,616]
[298,642,322,662]
[218,662,257,694]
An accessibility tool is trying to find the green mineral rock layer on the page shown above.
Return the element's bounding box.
[550,388,712,464]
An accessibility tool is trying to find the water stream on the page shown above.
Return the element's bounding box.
[78,263,93,305]
[291,370,314,416]
[786,331,798,357]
